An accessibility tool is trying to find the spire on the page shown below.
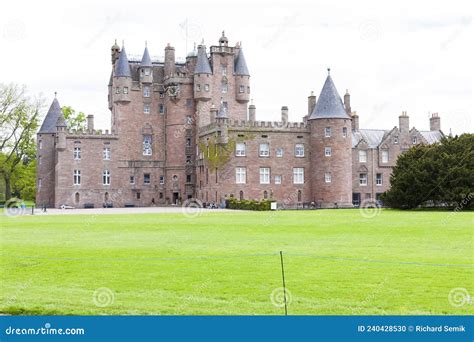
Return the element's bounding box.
[234,48,250,76]
[39,97,64,133]
[140,45,153,68]
[114,45,131,77]
[309,71,350,120]
[195,44,212,74]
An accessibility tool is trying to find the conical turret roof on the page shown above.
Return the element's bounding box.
[195,45,212,74]
[309,71,350,120]
[140,46,153,68]
[114,46,131,77]
[234,48,249,76]
[39,97,63,133]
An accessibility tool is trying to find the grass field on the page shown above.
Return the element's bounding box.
[0,209,473,315]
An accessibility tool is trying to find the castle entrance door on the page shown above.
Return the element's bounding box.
[172,192,179,205]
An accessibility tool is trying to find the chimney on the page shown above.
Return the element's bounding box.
[430,113,441,131]
[399,111,409,133]
[248,100,256,121]
[164,43,176,77]
[281,106,288,123]
[87,115,94,132]
[308,91,316,115]
[344,89,351,114]
[351,111,359,131]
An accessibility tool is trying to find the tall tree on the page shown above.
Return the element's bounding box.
[0,84,43,200]
[62,106,87,131]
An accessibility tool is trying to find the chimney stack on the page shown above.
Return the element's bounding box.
[164,43,176,77]
[430,113,441,131]
[308,91,316,115]
[344,89,351,114]
[87,115,94,132]
[351,112,359,131]
[281,106,288,123]
[399,111,409,133]
[248,100,256,121]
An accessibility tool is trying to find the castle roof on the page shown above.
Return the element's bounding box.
[114,47,131,77]
[39,98,63,133]
[352,129,387,148]
[234,48,250,76]
[309,72,350,120]
[140,46,153,68]
[420,130,443,144]
[195,45,212,74]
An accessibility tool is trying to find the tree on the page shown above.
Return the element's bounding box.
[381,134,474,209]
[62,106,87,131]
[0,84,42,200]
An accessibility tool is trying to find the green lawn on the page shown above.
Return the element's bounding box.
[0,209,472,315]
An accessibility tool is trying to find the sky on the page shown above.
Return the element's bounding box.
[1,0,472,134]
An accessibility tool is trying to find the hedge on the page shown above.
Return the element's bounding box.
[227,198,273,211]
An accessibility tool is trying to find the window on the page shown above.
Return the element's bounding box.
[260,167,270,184]
[159,92,164,98]
[342,127,348,137]
[263,191,268,199]
[143,135,152,155]
[186,99,193,108]
[103,147,111,160]
[130,176,135,184]
[325,127,332,137]
[186,116,193,125]
[221,83,228,93]
[204,84,210,92]
[159,104,164,114]
[325,172,331,183]
[144,104,150,114]
[75,192,80,203]
[394,136,399,144]
[239,85,245,93]
[297,190,302,202]
[143,86,150,97]
[38,178,42,187]
[376,173,383,186]
[276,148,283,157]
[137,192,141,199]
[39,140,42,149]
[73,170,81,185]
[359,150,367,163]
[186,175,192,183]
[159,176,165,185]
[247,86,250,94]
[73,147,81,160]
[359,173,367,186]
[222,66,227,76]
[115,87,120,94]
[144,68,150,76]
[239,191,244,200]
[38,156,42,165]
[236,143,246,156]
[196,84,201,92]
[236,167,246,184]
[186,138,192,147]
[259,143,270,157]
[325,147,332,157]
[381,150,389,163]
[144,173,151,184]
[123,87,129,94]
[295,144,304,157]
[275,175,282,184]
[412,136,417,145]
[102,170,110,185]
[293,168,304,184]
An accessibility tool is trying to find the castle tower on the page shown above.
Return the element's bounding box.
[194,43,213,127]
[111,44,131,133]
[308,69,352,208]
[234,45,250,104]
[36,96,64,208]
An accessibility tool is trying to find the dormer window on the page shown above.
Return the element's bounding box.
[394,136,399,144]
[144,68,151,76]
[412,136,417,145]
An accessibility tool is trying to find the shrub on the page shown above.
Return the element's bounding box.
[227,198,273,211]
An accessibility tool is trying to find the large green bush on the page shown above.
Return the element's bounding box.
[227,198,273,211]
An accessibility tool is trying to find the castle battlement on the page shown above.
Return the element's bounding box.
[66,129,118,139]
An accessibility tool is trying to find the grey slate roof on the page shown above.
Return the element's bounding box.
[234,49,250,76]
[195,45,212,74]
[39,98,63,133]
[352,129,388,148]
[420,130,443,144]
[140,46,153,68]
[114,47,131,77]
[309,75,350,120]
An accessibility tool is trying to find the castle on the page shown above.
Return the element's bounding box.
[36,32,444,209]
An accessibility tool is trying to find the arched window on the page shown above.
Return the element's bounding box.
[75,192,80,203]
[239,191,244,200]
[104,192,109,201]
[263,190,268,199]
[298,190,302,202]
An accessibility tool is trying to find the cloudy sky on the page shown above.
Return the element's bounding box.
[1,0,472,134]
